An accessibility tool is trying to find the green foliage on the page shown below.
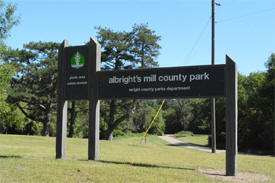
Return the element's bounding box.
[130,100,155,132]
[212,63,274,153]
[163,99,193,134]
[95,24,161,140]
[131,24,161,68]
[0,0,19,55]
[188,99,211,134]
[67,100,89,138]
[0,63,14,108]
[2,41,60,136]
[174,130,194,138]
[0,64,25,134]
[0,1,24,135]
[129,100,165,136]
[0,0,19,108]
[0,1,19,41]
[96,26,135,70]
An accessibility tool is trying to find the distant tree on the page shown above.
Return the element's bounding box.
[96,26,135,70]
[261,54,274,154]
[164,99,193,134]
[188,99,211,134]
[131,24,161,68]
[3,42,59,136]
[130,100,165,135]
[214,70,274,153]
[68,101,77,138]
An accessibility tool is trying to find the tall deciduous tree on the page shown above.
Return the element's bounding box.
[0,0,19,105]
[3,42,59,136]
[0,0,21,134]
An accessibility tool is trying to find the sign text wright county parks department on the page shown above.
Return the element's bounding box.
[97,64,225,99]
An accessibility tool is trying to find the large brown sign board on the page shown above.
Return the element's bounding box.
[97,65,225,99]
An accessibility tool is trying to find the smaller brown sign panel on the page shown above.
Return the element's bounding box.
[64,46,89,100]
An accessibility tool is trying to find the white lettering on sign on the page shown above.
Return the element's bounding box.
[158,74,187,82]
[108,72,211,85]
[189,72,210,82]
[108,75,142,85]
[69,75,86,80]
[66,81,87,86]
[128,86,191,93]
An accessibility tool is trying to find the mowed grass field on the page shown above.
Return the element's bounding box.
[0,134,274,183]
[174,131,209,147]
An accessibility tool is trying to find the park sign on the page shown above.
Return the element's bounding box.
[97,65,225,99]
[57,38,238,176]
[64,46,89,100]
[60,42,226,100]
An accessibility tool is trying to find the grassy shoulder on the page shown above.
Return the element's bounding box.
[174,131,209,147]
[0,134,274,183]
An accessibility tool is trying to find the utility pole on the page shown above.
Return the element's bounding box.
[211,0,220,153]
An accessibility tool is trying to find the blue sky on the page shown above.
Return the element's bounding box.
[5,0,275,75]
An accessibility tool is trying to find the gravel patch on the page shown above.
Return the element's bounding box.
[198,169,272,183]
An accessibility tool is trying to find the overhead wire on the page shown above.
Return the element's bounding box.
[183,6,275,64]
[184,16,211,64]
[218,8,275,23]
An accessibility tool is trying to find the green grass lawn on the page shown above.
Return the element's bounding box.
[0,134,274,183]
[174,131,209,147]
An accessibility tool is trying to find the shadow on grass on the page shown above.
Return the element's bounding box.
[168,142,208,148]
[99,160,195,171]
[0,155,22,159]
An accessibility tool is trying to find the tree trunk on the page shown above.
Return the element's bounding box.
[106,99,116,140]
[105,113,130,140]
[108,131,113,141]
[42,111,51,136]
[68,101,77,138]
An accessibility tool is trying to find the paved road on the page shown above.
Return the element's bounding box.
[158,134,225,153]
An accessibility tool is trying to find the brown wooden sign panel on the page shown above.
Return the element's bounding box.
[97,64,225,99]
[64,46,89,100]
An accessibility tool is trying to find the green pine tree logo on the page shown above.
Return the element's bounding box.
[71,51,85,69]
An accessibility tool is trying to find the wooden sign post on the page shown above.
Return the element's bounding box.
[225,55,238,176]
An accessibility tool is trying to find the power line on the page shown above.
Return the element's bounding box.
[184,16,211,64]
[218,8,275,23]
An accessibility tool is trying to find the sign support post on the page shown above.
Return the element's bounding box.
[56,40,69,159]
[88,38,101,160]
[225,55,238,176]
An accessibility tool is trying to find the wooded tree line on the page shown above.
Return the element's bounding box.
[0,1,274,154]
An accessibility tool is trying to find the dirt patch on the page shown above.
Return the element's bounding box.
[198,169,272,183]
